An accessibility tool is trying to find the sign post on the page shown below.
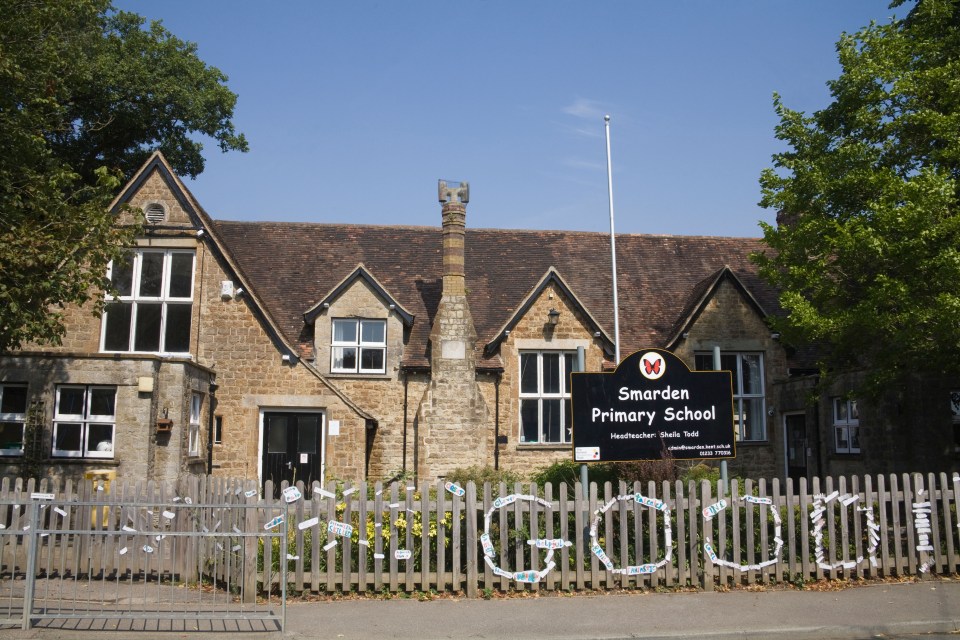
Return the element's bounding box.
[571,349,736,463]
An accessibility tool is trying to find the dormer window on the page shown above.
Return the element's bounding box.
[331,319,386,374]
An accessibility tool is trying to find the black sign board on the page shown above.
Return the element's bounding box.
[571,349,736,463]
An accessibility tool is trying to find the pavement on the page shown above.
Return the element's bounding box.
[1,579,958,640]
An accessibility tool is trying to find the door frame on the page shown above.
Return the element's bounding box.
[782,410,807,481]
[257,407,327,492]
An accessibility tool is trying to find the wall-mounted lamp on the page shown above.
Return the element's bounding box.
[281,354,292,363]
[235,287,244,297]
[197,228,205,238]
[681,332,690,340]
[547,308,560,326]
[322,302,330,309]
[389,304,396,310]
[504,330,511,337]
[594,331,601,338]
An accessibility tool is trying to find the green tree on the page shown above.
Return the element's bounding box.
[0,0,247,352]
[754,0,960,392]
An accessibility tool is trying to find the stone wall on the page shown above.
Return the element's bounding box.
[193,233,367,482]
[3,165,371,486]
[671,279,788,479]
[309,276,413,481]
[817,373,960,478]
[495,282,607,474]
[0,354,210,485]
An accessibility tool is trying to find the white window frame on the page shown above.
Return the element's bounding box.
[330,318,387,374]
[696,352,767,442]
[52,385,116,459]
[832,397,860,454]
[518,350,577,445]
[101,249,196,355]
[189,393,202,457]
[0,384,28,456]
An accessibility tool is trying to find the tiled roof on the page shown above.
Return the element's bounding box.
[212,221,785,369]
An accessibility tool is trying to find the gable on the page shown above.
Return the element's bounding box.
[109,153,201,227]
[664,266,769,349]
[483,267,613,358]
[304,265,414,327]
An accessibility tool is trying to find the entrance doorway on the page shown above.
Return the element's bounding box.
[261,411,323,498]
[783,412,807,483]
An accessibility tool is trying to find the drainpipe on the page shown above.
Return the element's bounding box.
[413,411,419,486]
[494,372,502,470]
[206,380,218,475]
[402,370,408,474]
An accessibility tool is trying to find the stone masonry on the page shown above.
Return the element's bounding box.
[415,182,489,479]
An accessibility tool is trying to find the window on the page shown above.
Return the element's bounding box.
[0,384,28,456]
[696,352,766,441]
[214,415,223,445]
[101,249,195,354]
[950,391,959,452]
[53,386,116,458]
[189,393,202,457]
[832,397,860,454]
[331,319,386,374]
[519,351,578,444]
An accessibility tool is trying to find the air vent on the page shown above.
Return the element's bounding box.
[144,203,166,224]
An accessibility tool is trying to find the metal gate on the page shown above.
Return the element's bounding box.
[0,489,287,631]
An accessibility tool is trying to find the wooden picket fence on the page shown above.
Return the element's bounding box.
[1,472,958,599]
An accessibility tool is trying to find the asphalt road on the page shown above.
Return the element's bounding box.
[1,579,957,640]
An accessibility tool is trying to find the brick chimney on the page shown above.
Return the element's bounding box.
[414,180,488,479]
[439,180,468,296]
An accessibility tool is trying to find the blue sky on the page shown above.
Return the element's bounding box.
[115,1,902,238]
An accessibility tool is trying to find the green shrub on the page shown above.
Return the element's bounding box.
[531,460,619,489]
[681,462,722,485]
[446,465,522,487]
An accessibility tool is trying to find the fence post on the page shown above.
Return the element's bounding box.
[242,480,258,603]
[701,479,713,591]
[20,496,40,631]
[465,482,478,598]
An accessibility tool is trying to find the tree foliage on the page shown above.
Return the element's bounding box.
[754,0,960,392]
[0,0,247,352]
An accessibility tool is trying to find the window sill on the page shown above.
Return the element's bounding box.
[517,443,571,451]
[17,458,121,466]
[326,372,391,380]
[99,351,194,360]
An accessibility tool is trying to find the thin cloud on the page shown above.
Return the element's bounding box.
[563,98,605,120]
[562,157,605,172]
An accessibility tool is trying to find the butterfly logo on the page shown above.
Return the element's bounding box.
[639,352,665,380]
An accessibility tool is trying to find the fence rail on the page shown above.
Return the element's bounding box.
[0,471,957,617]
[0,475,286,631]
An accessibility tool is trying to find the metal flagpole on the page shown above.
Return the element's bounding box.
[605,115,621,364]
[582,115,623,503]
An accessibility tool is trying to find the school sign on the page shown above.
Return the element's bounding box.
[571,349,736,463]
